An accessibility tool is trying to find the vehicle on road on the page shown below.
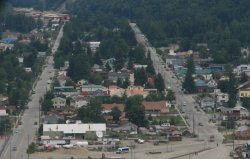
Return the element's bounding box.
[63,144,74,149]
[209,135,215,142]
[198,122,203,126]
[161,123,170,127]
[12,146,17,151]
[116,147,130,154]
[137,139,144,144]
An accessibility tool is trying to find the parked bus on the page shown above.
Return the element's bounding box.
[116,147,130,154]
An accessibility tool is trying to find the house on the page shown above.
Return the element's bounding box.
[133,64,148,70]
[25,67,32,72]
[0,42,13,52]
[58,70,67,76]
[234,65,250,75]
[209,64,225,73]
[88,41,100,53]
[206,79,218,92]
[200,96,215,112]
[54,86,77,97]
[126,86,149,98]
[108,85,125,97]
[1,37,18,44]
[0,95,9,105]
[216,92,229,104]
[52,97,66,109]
[194,69,213,81]
[219,75,230,81]
[0,106,16,114]
[232,102,249,118]
[195,79,207,92]
[217,106,233,115]
[237,81,250,98]
[102,103,125,114]
[57,74,70,86]
[112,122,138,132]
[0,109,8,117]
[102,103,126,122]
[92,64,103,72]
[71,95,88,108]
[80,85,108,96]
[235,126,250,139]
[43,114,63,124]
[142,101,170,116]
[108,71,130,83]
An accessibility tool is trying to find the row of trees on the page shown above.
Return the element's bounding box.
[69,0,250,64]
[77,96,147,126]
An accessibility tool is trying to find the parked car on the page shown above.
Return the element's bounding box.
[198,122,203,126]
[161,123,170,127]
[137,139,144,144]
[12,146,17,151]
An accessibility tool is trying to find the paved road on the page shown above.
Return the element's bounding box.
[1,25,64,159]
[129,22,224,143]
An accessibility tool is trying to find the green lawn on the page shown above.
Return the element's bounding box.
[151,115,186,126]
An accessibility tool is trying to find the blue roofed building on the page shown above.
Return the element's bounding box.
[1,38,18,44]
[195,79,207,92]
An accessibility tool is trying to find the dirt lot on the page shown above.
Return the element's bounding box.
[31,138,225,159]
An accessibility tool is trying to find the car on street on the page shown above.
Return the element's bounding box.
[198,122,203,126]
[12,146,17,151]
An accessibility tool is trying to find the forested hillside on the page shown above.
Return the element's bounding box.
[9,0,65,10]
[70,0,250,64]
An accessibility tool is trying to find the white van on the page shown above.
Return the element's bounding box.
[161,123,170,127]
[116,147,130,154]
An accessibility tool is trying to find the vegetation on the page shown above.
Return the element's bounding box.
[41,91,54,113]
[182,58,195,93]
[110,107,122,123]
[76,98,104,123]
[27,142,38,154]
[9,0,65,10]
[125,96,146,127]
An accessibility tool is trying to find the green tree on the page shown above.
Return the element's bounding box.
[166,90,175,102]
[77,98,103,123]
[134,68,147,86]
[155,74,165,92]
[182,58,195,93]
[41,91,54,113]
[27,142,38,154]
[110,107,122,123]
[67,53,91,81]
[125,96,146,126]
[227,71,237,108]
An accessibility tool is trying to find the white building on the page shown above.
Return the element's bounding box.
[217,92,229,103]
[52,97,66,109]
[88,42,100,53]
[43,123,106,135]
[234,65,250,75]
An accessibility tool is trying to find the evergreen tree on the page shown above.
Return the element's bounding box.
[155,73,165,92]
[182,58,195,93]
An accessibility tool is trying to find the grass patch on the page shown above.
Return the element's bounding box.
[151,115,186,126]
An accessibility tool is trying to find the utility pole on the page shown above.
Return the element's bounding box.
[10,139,11,159]
[193,113,195,136]
[27,134,30,159]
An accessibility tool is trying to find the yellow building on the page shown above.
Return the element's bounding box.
[237,81,250,98]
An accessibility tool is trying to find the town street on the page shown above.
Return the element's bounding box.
[0,25,64,159]
[129,22,224,144]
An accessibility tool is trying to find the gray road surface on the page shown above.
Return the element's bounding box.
[129,22,224,143]
[0,25,64,159]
